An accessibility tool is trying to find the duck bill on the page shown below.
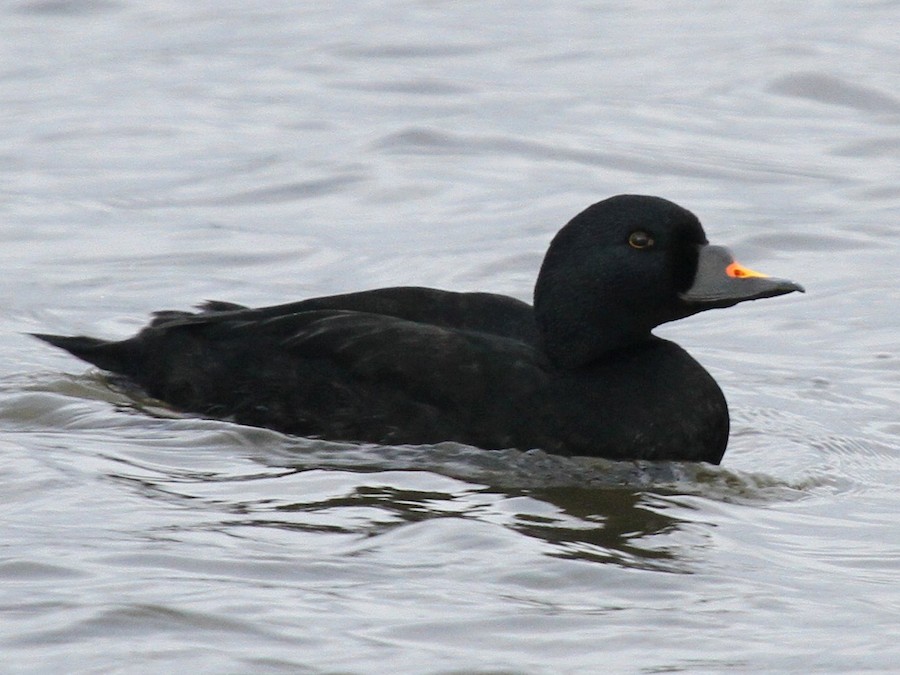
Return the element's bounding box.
[679,245,805,309]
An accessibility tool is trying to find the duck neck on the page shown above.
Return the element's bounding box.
[536,309,651,369]
[534,275,654,369]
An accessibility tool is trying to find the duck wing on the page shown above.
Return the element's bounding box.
[36,306,549,447]
[222,309,550,445]
[162,286,538,343]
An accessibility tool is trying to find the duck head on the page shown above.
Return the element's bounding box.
[533,194,804,369]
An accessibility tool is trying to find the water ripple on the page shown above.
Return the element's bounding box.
[769,72,900,115]
[375,126,837,182]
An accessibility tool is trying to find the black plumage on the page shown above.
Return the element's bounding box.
[33,195,803,463]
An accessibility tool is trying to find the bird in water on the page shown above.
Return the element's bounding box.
[33,195,803,464]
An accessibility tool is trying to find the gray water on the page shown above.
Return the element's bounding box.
[2,1,899,673]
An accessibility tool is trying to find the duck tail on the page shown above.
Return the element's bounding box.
[30,333,134,375]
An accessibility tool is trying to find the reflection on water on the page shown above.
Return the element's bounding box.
[513,487,682,568]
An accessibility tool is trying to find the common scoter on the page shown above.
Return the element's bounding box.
[33,195,803,463]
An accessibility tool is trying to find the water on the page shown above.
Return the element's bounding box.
[2,1,898,672]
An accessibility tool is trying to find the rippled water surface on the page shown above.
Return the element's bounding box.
[2,1,898,672]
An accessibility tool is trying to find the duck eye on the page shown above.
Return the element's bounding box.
[628,231,654,249]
